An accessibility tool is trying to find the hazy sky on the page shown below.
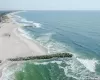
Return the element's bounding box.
[0,0,100,10]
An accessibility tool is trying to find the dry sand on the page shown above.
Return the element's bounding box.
[0,12,48,79]
[0,13,47,61]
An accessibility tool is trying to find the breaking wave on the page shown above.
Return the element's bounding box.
[1,58,100,80]
[10,12,41,28]
[2,11,100,80]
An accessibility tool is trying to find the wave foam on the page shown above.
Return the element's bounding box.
[11,13,42,28]
[33,23,41,28]
[60,58,100,80]
[1,58,100,80]
[77,58,98,72]
[18,28,32,40]
[34,61,62,65]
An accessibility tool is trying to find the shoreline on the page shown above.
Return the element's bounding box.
[0,11,48,79]
[0,11,100,80]
[0,12,48,61]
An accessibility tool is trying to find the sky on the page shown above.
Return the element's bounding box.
[0,0,100,10]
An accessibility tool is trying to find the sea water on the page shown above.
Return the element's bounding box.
[1,11,100,80]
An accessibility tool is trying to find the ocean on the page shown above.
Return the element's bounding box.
[1,11,100,80]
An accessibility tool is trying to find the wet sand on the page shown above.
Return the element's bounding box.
[0,13,47,60]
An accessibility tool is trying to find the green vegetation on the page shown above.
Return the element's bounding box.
[0,12,11,22]
[7,53,73,61]
[0,60,1,63]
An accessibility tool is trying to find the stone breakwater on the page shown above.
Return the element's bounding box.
[7,53,73,61]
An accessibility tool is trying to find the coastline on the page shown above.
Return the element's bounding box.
[0,11,48,79]
[0,12,48,61]
[0,11,100,80]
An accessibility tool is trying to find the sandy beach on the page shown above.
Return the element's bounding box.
[0,13,48,78]
[0,12,47,61]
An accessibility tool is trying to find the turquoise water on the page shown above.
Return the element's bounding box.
[14,60,76,80]
[17,11,100,59]
[3,58,99,80]
[1,11,100,80]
